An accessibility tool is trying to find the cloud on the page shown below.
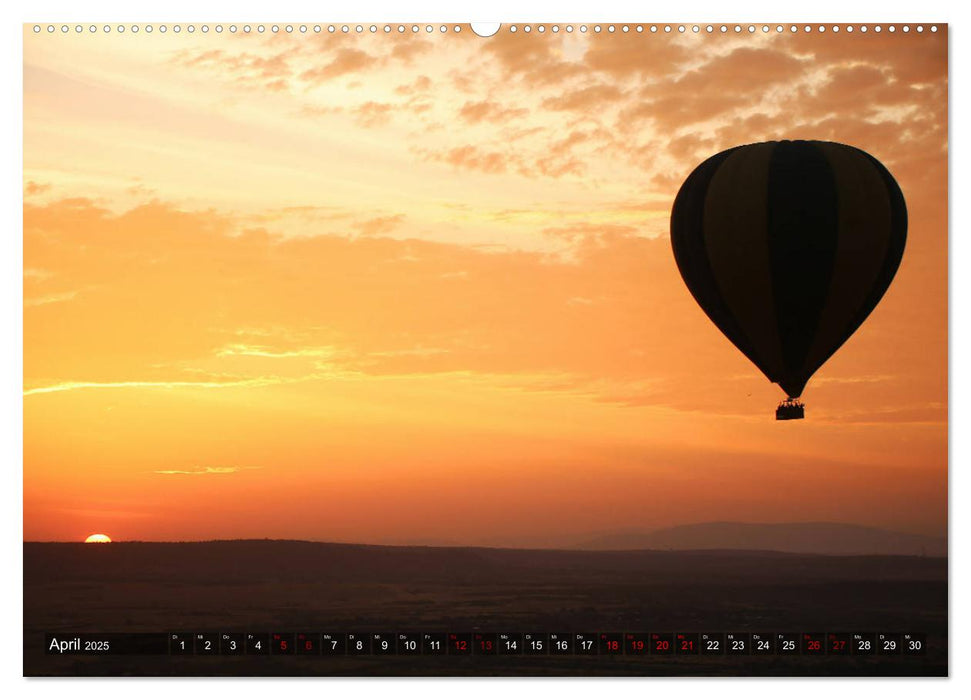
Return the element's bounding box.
[176,48,295,91]
[351,101,394,128]
[368,347,449,358]
[541,84,626,112]
[23,267,54,281]
[395,75,432,95]
[353,214,405,236]
[245,205,354,228]
[815,402,946,426]
[625,48,808,134]
[458,100,529,124]
[812,374,896,386]
[24,290,79,307]
[153,466,261,476]
[482,30,585,85]
[431,145,511,175]
[542,222,642,244]
[423,138,589,180]
[533,130,594,177]
[388,36,433,63]
[300,48,378,83]
[681,46,807,95]
[784,30,947,86]
[582,32,692,79]
[216,344,337,359]
[25,181,51,196]
[23,376,306,397]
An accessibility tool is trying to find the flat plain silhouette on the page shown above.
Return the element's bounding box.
[577,521,946,556]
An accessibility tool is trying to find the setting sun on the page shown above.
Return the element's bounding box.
[84,534,112,544]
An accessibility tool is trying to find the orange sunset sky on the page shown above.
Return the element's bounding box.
[23,25,947,545]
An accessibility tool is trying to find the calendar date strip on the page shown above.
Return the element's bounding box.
[46,632,927,657]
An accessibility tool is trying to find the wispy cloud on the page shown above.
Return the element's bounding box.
[153,466,261,476]
[352,214,405,236]
[300,48,378,83]
[368,347,449,358]
[24,376,295,397]
[23,267,54,281]
[24,290,79,307]
[215,343,338,359]
[813,375,897,385]
[24,181,51,196]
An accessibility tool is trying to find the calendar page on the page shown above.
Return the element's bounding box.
[22,20,947,677]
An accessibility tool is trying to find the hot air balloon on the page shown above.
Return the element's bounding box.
[670,140,907,420]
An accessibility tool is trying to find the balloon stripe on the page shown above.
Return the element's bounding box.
[670,146,769,373]
[766,142,840,397]
[703,143,786,383]
[801,144,893,381]
[848,151,908,339]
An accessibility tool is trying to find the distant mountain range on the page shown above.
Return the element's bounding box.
[27,521,946,558]
[576,521,946,557]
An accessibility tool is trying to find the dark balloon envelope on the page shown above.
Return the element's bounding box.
[670,140,907,418]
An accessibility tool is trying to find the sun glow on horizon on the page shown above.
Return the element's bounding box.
[84,534,112,544]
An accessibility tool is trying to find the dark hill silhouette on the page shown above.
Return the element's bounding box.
[23,539,944,586]
[576,521,945,556]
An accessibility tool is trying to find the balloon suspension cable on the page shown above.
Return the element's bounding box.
[775,397,805,421]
